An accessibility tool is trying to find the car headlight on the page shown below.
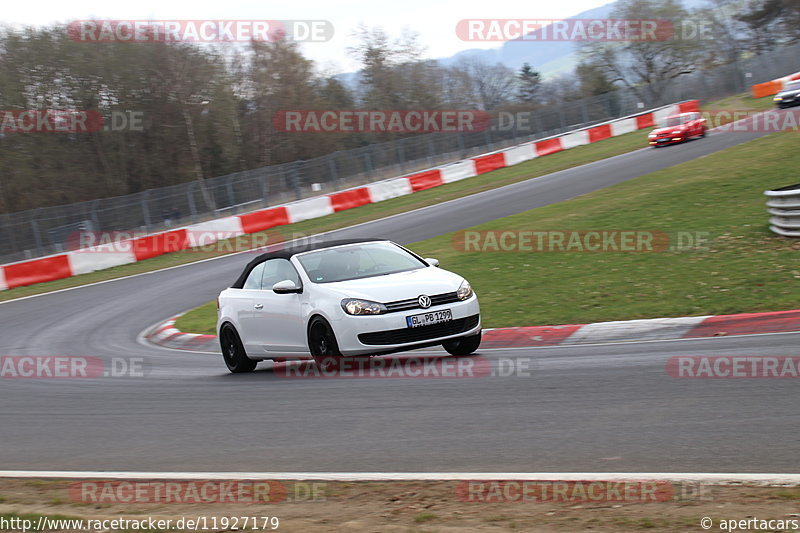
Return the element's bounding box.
[456,280,474,301]
[648,133,656,138]
[774,96,782,101]
[341,298,386,315]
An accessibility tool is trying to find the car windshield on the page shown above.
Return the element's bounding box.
[784,81,800,91]
[664,115,689,127]
[297,242,428,283]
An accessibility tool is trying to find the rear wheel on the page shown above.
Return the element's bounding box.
[220,324,257,373]
[308,317,342,369]
[442,331,482,356]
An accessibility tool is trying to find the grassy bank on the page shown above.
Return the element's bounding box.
[177,130,799,332]
[0,94,776,303]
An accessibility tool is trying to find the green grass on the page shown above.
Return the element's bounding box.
[176,301,217,335]
[176,130,800,332]
[702,93,776,112]
[413,512,437,523]
[0,93,774,304]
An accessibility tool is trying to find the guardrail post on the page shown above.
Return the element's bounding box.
[327,156,339,189]
[89,199,100,230]
[187,184,198,222]
[225,177,236,212]
[290,161,303,201]
[30,210,45,256]
[259,169,270,208]
[396,140,407,174]
[140,190,151,230]
[427,135,437,167]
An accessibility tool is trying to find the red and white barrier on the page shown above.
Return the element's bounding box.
[367,178,412,202]
[0,101,696,291]
[185,217,245,247]
[752,71,800,98]
[502,143,537,166]
[68,245,137,276]
[560,130,590,150]
[610,118,637,137]
[440,160,477,183]
[286,196,334,223]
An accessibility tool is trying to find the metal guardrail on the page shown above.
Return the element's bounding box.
[2,42,800,264]
[765,183,800,237]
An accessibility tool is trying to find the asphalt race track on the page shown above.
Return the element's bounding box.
[1,120,798,472]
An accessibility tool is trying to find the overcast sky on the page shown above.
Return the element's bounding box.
[4,0,613,73]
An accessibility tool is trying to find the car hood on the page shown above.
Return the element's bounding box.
[777,89,800,98]
[651,125,686,135]
[316,267,465,302]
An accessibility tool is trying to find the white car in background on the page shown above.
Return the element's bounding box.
[217,239,481,373]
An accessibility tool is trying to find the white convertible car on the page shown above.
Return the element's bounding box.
[217,239,481,373]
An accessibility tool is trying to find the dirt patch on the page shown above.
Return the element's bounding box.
[0,478,799,532]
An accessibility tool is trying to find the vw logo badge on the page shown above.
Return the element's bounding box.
[418,295,432,309]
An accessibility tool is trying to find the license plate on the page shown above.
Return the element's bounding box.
[406,309,452,328]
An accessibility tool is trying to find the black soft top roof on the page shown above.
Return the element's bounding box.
[231,238,386,288]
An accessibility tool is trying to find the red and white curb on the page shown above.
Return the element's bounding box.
[145,316,218,351]
[0,100,698,292]
[145,308,800,353]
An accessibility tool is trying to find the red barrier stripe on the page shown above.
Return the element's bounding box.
[330,187,372,212]
[791,73,800,81]
[473,153,506,175]
[238,207,290,234]
[535,138,563,156]
[481,324,584,348]
[4,255,72,289]
[635,113,654,129]
[408,169,443,192]
[684,310,800,338]
[588,124,612,143]
[131,229,189,262]
[677,100,699,113]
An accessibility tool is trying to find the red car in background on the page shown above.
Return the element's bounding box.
[648,112,707,147]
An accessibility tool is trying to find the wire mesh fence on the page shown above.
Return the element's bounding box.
[2,43,799,264]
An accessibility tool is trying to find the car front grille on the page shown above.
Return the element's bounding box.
[358,314,480,345]
[383,291,461,313]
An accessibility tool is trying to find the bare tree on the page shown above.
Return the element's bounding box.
[579,0,702,103]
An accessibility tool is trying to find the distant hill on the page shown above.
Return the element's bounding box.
[436,0,708,77]
[338,0,708,87]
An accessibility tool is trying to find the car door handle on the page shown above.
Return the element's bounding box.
[254,303,263,310]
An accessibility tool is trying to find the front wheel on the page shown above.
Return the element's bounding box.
[308,317,342,369]
[442,331,482,356]
[220,324,257,373]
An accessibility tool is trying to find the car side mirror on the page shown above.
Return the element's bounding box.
[272,280,302,294]
[425,257,439,267]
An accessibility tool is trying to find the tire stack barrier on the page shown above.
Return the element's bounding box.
[765,184,800,238]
